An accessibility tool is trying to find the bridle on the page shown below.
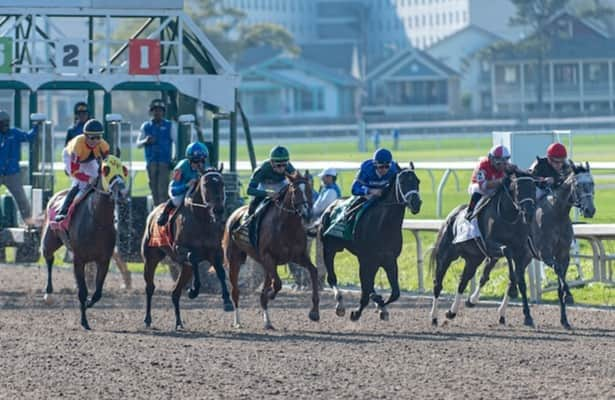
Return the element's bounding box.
[498,175,535,224]
[186,171,225,224]
[275,179,310,215]
[568,171,594,209]
[380,169,420,206]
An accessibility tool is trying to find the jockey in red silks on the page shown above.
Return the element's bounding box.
[465,144,511,220]
[529,142,570,201]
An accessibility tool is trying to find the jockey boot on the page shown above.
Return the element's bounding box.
[55,185,80,222]
[157,199,175,226]
[465,192,482,220]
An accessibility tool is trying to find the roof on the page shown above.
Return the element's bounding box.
[300,43,356,75]
[367,47,459,80]
[427,25,504,52]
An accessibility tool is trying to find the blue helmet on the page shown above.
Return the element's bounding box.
[185,141,208,162]
[83,119,104,136]
[373,148,393,164]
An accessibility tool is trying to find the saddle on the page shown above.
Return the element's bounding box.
[467,192,496,220]
[323,196,368,241]
[233,199,272,249]
[148,208,179,248]
[48,188,94,232]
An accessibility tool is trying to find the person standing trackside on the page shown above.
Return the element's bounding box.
[137,99,175,206]
[0,110,39,226]
[65,102,90,145]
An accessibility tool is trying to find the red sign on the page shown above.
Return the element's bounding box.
[129,39,160,75]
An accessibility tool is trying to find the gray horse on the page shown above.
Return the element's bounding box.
[467,162,596,329]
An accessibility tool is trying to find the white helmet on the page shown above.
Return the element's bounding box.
[488,144,510,162]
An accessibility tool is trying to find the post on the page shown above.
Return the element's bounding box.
[28,92,38,184]
[13,90,21,128]
[105,114,123,157]
[358,119,366,152]
[212,116,220,167]
[103,91,113,148]
[230,90,238,172]
[178,114,195,162]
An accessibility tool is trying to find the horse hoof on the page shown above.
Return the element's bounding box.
[223,301,235,312]
[499,316,506,325]
[175,324,185,331]
[188,289,199,299]
[232,323,243,329]
[431,318,438,327]
[308,311,320,322]
[81,321,91,331]
[350,311,361,322]
[465,299,476,308]
[525,319,535,328]
[43,293,53,305]
[508,287,519,299]
[445,311,456,320]
[379,311,389,321]
[264,323,275,330]
[562,321,572,330]
[335,305,346,317]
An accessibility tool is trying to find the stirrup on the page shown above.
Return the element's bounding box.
[55,214,67,222]
[157,214,168,226]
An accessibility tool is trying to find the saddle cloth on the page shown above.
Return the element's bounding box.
[452,208,482,244]
[233,199,272,249]
[323,197,367,241]
[148,209,177,248]
[48,191,90,232]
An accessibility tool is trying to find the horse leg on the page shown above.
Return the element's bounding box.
[467,257,498,308]
[172,264,193,330]
[350,259,377,322]
[268,267,283,301]
[554,260,572,330]
[323,240,344,317]
[186,250,202,299]
[259,262,275,330]
[87,256,111,308]
[226,238,246,328]
[143,246,164,328]
[294,253,321,322]
[113,251,132,290]
[374,259,400,321]
[42,228,62,304]
[446,255,482,320]
[212,249,234,312]
[515,254,534,328]
[497,248,519,325]
[73,260,90,330]
[430,248,457,326]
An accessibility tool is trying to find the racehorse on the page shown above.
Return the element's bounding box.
[467,162,596,329]
[429,172,536,327]
[40,156,129,330]
[223,172,318,330]
[320,163,422,321]
[142,167,232,330]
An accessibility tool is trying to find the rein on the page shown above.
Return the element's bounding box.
[497,176,535,224]
[274,179,309,215]
[187,171,225,211]
[380,169,419,206]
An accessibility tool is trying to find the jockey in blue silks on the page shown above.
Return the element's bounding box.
[351,148,399,203]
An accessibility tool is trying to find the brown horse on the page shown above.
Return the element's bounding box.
[41,156,129,330]
[142,167,232,330]
[223,172,318,330]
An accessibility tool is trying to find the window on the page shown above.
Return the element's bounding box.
[407,16,412,28]
[504,66,517,83]
[295,89,324,112]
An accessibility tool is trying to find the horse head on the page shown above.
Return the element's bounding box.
[391,161,421,214]
[507,171,536,224]
[286,171,314,223]
[199,166,226,221]
[100,155,129,204]
[569,161,596,218]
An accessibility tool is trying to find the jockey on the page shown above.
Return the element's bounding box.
[312,167,342,219]
[157,141,208,226]
[55,119,110,221]
[245,145,296,218]
[466,144,511,220]
[529,142,570,200]
[351,148,399,200]
[65,102,90,145]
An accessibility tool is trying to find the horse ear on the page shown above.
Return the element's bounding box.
[409,161,414,170]
[218,162,224,173]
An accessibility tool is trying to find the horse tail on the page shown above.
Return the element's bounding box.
[429,205,463,277]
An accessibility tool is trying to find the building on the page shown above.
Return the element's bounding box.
[427,25,503,113]
[238,53,360,122]
[364,47,460,116]
[489,10,615,114]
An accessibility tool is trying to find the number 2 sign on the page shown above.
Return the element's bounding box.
[129,39,160,75]
[56,39,87,74]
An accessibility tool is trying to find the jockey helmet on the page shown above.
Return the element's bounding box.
[373,148,393,164]
[269,146,290,162]
[74,102,89,115]
[149,98,166,111]
[488,144,510,163]
[83,119,104,137]
[547,142,567,160]
[0,110,10,122]
[186,141,208,162]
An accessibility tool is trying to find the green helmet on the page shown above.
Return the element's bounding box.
[269,146,290,162]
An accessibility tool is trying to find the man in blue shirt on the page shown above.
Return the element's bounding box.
[137,99,175,206]
[64,102,90,145]
[0,110,38,226]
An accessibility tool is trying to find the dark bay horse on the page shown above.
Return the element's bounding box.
[142,167,233,330]
[320,164,422,321]
[468,162,596,329]
[429,172,536,327]
[41,156,129,330]
[223,172,317,330]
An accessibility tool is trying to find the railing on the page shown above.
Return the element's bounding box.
[402,219,615,302]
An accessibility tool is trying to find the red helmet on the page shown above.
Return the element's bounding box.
[547,143,567,160]
[488,144,510,162]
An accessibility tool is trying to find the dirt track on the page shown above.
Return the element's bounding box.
[1,264,614,400]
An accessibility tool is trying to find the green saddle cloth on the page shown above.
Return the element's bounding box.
[323,197,367,241]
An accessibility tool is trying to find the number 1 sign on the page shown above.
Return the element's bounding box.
[129,39,160,75]
[56,39,87,74]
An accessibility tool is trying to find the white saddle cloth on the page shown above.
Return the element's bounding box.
[452,209,482,244]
